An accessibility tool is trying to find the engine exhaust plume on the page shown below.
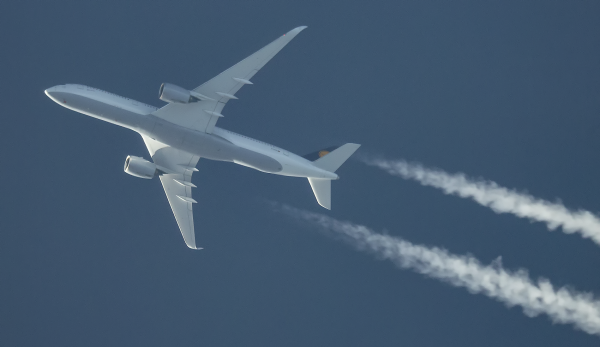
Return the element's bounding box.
[361,157,600,246]
[278,204,600,336]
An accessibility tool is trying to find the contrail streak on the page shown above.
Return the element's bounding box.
[361,157,600,245]
[279,204,600,336]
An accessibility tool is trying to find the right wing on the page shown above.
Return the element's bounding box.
[142,135,201,249]
[151,26,307,134]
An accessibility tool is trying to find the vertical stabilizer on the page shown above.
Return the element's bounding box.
[307,143,360,209]
[312,143,361,173]
[308,178,331,210]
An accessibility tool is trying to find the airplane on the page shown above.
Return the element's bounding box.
[45,26,360,249]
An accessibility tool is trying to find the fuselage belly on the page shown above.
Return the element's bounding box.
[45,84,337,179]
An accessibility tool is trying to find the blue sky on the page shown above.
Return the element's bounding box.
[1,1,600,345]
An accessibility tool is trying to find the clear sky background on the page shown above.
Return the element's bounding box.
[1,1,600,346]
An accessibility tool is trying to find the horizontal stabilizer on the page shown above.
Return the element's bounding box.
[308,178,331,210]
[312,143,361,173]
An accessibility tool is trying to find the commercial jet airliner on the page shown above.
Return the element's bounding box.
[45,27,360,249]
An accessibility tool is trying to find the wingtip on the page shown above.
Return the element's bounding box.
[185,243,203,250]
[287,26,308,35]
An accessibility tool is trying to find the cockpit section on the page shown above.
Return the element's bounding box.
[45,84,158,116]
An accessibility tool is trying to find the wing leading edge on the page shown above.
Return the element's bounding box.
[142,135,202,249]
[152,26,307,134]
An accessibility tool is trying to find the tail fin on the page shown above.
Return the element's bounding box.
[312,143,361,172]
[307,143,361,210]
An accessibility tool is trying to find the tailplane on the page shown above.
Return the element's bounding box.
[307,143,360,209]
[308,178,331,209]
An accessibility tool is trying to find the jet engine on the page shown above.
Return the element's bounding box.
[124,156,157,179]
[159,83,197,104]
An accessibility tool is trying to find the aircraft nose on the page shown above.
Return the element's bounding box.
[45,85,55,95]
[45,86,62,103]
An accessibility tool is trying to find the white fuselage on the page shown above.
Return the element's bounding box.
[45,84,338,179]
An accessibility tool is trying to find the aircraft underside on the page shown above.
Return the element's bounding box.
[45,26,360,249]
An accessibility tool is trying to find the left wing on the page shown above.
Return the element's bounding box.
[142,135,201,249]
[152,26,307,134]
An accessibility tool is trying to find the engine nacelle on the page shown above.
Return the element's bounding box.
[124,156,157,179]
[159,83,195,104]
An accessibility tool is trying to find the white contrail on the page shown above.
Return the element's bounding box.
[361,157,600,246]
[279,205,600,336]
